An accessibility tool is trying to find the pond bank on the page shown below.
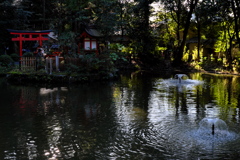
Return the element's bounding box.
[4,59,240,85]
[5,72,118,84]
[4,62,172,84]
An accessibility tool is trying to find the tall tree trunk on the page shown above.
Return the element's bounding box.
[177,0,181,47]
[173,0,199,66]
[231,0,240,46]
[197,16,201,61]
[138,0,156,64]
[142,0,151,56]
[227,30,233,71]
[172,0,181,61]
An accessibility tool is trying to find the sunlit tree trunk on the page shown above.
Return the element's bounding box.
[197,17,201,61]
[227,30,233,71]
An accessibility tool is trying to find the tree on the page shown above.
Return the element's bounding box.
[161,0,199,66]
[154,11,176,51]
[192,0,226,62]
[20,0,57,30]
[91,0,120,36]
[177,0,199,65]
[0,0,32,54]
[230,0,240,47]
[124,0,157,62]
[193,0,211,61]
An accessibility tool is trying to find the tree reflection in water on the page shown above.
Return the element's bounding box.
[1,73,240,159]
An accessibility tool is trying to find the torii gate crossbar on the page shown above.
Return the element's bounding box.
[7,29,52,57]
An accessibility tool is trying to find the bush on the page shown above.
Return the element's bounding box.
[65,63,79,75]
[10,53,20,61]
[64,53,117,76]
[23,52,34,57]
[0,66,11,74]
[0,55,14,67]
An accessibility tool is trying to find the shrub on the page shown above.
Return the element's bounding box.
[65,63,79,75]
[110,52,127,62]
[0,66,11,74]
[63,53,118,78]
[0,55,14,67]
[10,53,20,61]
[23,52,34,57]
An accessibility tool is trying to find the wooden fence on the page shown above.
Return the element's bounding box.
[20,57,37,71]
[19,56,66,73]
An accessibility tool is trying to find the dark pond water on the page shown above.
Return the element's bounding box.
[1,72,240,160]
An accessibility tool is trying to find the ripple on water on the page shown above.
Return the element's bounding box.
[135,119,240,159]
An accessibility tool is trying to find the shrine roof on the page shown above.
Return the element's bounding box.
[85,28,103,37]
[7,29,52,33]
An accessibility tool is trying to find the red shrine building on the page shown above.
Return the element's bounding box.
[77,26,103,55]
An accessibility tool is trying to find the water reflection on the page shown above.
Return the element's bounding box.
[1,73,240,159]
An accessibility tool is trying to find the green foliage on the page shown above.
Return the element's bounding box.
[196,55,225,72]
[58,31,78,54]
[64,53,118,79]
[155,11,178,48]
[93,0,120,36]
[232,58,240,73]
[23,52,34,57]
[109,52,127,62]
[155,46,167,52]
[0,55,13,67]
[0,66,11,74]
[65,63,79,75]
[108,43,124,51]
[10,53,19,62]
[182,50,190,62]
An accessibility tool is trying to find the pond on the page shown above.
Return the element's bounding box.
[0,72,240,160]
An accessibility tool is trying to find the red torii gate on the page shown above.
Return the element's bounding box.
[7,29,52,57]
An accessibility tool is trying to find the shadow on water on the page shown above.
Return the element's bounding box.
[1,72,240,159]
